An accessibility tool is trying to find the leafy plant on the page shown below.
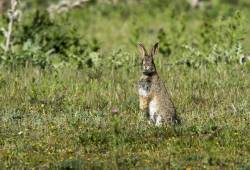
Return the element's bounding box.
[0,10,101,69]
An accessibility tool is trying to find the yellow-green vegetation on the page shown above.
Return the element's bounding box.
[0,0,250,169]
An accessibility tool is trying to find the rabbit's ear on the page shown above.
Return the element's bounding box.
[137,43,147,58]
[151,42,159,57]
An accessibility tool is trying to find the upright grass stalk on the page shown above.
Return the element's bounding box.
[1,0,20,53]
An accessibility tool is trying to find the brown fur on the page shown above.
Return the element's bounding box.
[138,43,179,125]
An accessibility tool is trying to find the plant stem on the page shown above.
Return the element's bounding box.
[4,0,17,53]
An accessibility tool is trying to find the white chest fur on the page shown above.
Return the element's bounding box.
[138,78,151,97]
[138,87,150,97]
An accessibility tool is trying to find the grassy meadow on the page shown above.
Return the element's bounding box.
[0,0,250,169]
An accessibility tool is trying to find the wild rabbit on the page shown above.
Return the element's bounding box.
[138,42,179,125]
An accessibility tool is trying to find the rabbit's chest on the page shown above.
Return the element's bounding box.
[138,86,150,97]
[138,79,152,97]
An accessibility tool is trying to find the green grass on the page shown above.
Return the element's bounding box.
[1,64,249,169]
[0,0,250,169]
